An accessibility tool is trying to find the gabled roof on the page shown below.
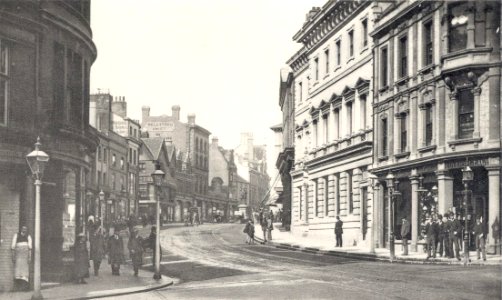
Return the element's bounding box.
[142,138,165,160]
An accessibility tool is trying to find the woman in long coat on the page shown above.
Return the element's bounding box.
[11,226,32,291]
[128,227,144,276]
[90,226,106,276]
[74,233,90,284]
[107,230,125,275]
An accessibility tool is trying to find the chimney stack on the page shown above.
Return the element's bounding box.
[187,113,196,125]
[212,137,218,146]
[142,106,150,124]
[172,105,180,121]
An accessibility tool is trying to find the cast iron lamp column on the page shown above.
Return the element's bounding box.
[385,173,400,262]
[26,137,49,300]
[151,166,165,280]
[462,166,473,266]
[99,190,105,228]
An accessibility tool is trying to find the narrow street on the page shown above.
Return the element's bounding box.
[113,224,500,300]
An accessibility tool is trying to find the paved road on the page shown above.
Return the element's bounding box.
[113,223,501,300]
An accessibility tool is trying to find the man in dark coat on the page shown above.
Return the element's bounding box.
[425,217,439,259]
[107,229,125,275]
[441,213,451,258]
[450,214,463,261]
[128,227,144,276]
[89,226,106,276]
[473,217,487,261]
[74,233,89,284]
[401,217,411,255]
[335,216,343,247]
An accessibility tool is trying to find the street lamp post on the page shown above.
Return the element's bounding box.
[462,166,473,266]
[367,173,379,254]
[99,190,105,228]
[151,165,165,280]
[26,137,49,300]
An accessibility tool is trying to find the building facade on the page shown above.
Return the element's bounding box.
[288,1,375,247]
[370,0,501,253]
[0,1,97,289]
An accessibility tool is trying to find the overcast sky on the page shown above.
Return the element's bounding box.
[90,0,325,172]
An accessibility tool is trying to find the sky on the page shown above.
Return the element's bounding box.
[90,0,326,174]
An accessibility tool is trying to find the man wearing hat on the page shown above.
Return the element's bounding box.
[450,214,463,261]
[74,233,89,283]
[400,217,410,256]
[128,226,144,276]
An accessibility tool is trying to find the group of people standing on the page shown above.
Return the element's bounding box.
[243,209,274,244]
[416,213,487,261]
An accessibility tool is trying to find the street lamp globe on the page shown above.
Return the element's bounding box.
[462,166,473,183]
[99,190,105,201]
[26,137,49,179]
[385,172,395,188]
[151,169,165,186]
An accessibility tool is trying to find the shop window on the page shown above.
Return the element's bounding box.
[400,115,408,152]
[458,89,474,139]
[399,35,408,78]
[425,105,433,146]
[0,41,9,125]
[448,2,469,53]
[423,21,433,66]
[381,47,388,87]
[381,118,388,156]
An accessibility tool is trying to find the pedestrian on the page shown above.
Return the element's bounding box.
[107,228,125,275]
[425,217,439,259]
[436,214,445,257]
[74,233,89,284]
[260,214,268,243]
[473,217,487,261]
[267,216,273,241]
[149,226,162,264]
[441,214,451,258]
[269,210,274,223]
[335,216,343,247]
[11,226,32,291]
[450,214,463,261]
[401,217,410,256]
[245,220,255,244]
[128,226,144,276]
[89,226,106,276]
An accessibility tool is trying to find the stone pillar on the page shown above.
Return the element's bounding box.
[303,180,309,224]
[410,171,419,252]
[437,165,453,214]
[370,181,380,253]
[449,91,459,140]
[487,167,500,254]
[472,87,481,138]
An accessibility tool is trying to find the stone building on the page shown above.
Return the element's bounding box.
[0,1,97,289]
[370,0,501,254]
[88,93,141,228]
[288,2,375,247]
[141,106,211,219]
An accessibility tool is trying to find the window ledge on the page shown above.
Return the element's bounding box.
[378,155,389,162]
[378,86,389,93]
[334,65,342,72]
[346,57,355,64]
[417,144,437,153]
[447,137,482,146]
[418,64,435,75]
[313,81,319,87]
[394,151,410,159]
[323,73,330,80]
[360,46,369,54]
[441,47,493,60]
[395,76,409,86]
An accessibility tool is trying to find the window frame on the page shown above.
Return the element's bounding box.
[425,105,433,146]
[458,88,474,139]
[381,118,388,156]
[423,20,434,66]
[381,47,389,88]
[362,18,368,48]
[398,35,408,78]
[335,39,341,66]
[400,115,408,152]
[448,2,469,53]
[348,30,354,58]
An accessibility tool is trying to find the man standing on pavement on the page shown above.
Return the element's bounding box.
[335,216,343,247]
[473,217,487,261]
[107,228,125,275]
[441,213,451,258]
[401,217,410,256]
[90,226,106,276]
[436,214,445,257]
[425,217,439,259]
[128,227,144,276]
[450,214,463,261]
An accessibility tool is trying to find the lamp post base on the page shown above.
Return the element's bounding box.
[153,273,162,280]
[31,291,43,300]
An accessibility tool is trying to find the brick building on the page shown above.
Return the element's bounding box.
[370,0,501,254]
[0,1,97,290]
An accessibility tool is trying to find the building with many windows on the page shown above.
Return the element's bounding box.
[370,0,501,254]
[0,1,97,289]
[288,1,376,247]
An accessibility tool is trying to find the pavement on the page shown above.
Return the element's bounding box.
[261,222,502,266]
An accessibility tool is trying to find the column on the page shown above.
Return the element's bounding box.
[472,87,481,138]
[370,181,380,253]
[449,91,458,140]
[487,167,500,254]
[410,172,419,252]
[436,164,453,214]
[410,97,418,154]
[377,185,385,248]
[466,2,475,49]
[303,181,309,224]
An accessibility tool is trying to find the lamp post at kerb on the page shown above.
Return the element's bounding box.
[385,172,401,262]
[99,190,105,228]
[26,137,49,300]
[151,165,165,280]
[367,172,379,254]
[462,166,473,266]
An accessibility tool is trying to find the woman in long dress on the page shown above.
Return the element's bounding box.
[11,226,32,291]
